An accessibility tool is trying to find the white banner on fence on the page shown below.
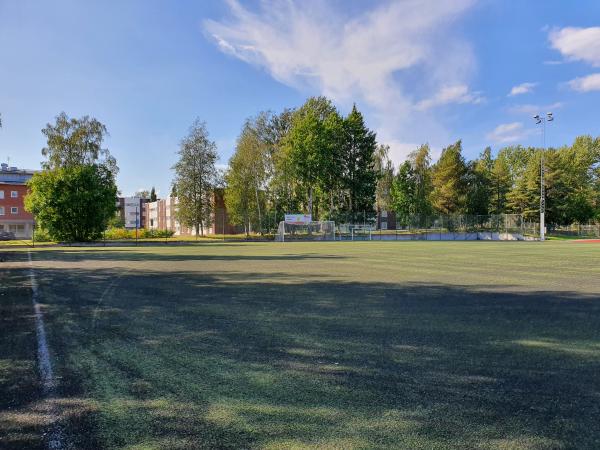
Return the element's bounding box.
[285,214,312,224]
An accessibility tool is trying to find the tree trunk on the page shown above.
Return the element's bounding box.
[308,186,313,218]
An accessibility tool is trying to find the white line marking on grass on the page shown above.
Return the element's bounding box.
[27,251,66,450]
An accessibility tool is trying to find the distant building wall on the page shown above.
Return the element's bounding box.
[144,190,240,235]
[0,164,35,239]
[116,196,148,229]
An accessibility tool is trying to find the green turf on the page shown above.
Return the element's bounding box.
[1,241,599,449]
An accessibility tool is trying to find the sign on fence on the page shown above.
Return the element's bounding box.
[284,214,312,224]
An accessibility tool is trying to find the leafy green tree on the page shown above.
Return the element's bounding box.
[172,119,218,235]
[430,140,468,214]
[26,165,117,241]
[408,144,433,217]
[225,120,269,235]
[150,186,157,202]
[41,112,117,173]
[341,105,377,222]
[545,136,600,224]
[489,155,511,215]
[24,113,117,242]
[506,150,541,220]
[390,161,415,226]
[374,144,394,212]
[282,97,341,218]
[465,147,493,216]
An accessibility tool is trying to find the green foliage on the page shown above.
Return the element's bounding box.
[104,227,174,240]
[341,105,378,221]
[150,186,157,202]
[391,161,415,226]
[374,144,394,212]
[25,164,117,242]
[408,144,433,217]
[41,112,117,173]
[430,140,467,214]
[225,119,269,235]
[465,147,493,216]
[282,97,342,218]
[32,227,52,242]
[172,119,218,235]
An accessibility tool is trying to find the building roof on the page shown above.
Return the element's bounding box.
[0,163,37,184]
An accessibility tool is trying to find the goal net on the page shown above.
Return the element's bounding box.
[275,221,336,242]
[338,224,373,241]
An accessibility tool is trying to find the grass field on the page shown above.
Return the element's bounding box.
[1,241,599,449]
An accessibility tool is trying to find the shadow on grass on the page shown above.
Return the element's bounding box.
[17,248,347,263]
[2,249,600,449]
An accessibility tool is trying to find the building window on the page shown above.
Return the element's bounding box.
[11,191,18,198]
[0,190,4,199]
[0,206,4,215]
[11,207,18,214]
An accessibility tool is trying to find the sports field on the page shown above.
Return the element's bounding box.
[1,241,599,449]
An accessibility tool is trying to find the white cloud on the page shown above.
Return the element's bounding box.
[415,84,484,110]
[549,27,600,66]
[508,82,537,96]
[486,122,534,144]
[204,0,479,162]
[508,102,564,115]
[568,73,600,92]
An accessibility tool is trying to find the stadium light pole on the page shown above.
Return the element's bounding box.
[533,112,554,241]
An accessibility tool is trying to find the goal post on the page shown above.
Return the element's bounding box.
[351,225,373,241]
[275,221,336,242]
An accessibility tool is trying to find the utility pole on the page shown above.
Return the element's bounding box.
[533,113,554,241]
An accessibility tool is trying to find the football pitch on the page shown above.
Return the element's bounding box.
[1,241,599,449]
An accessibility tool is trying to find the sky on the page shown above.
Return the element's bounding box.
[1,0,599,197]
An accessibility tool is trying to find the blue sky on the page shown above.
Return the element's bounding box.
[1,0,599,196]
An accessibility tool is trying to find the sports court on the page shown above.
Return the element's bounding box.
[1,241,599,449]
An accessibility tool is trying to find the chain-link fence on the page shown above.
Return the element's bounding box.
[368,214,539,241]
[548,223,600,238]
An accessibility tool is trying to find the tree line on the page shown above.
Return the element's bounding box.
[387,137,600,227]
[223,97,600,233]
[18,105,600,241]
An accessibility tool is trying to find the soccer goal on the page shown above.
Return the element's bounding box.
[275,221,336,242]
[351,225,373,241]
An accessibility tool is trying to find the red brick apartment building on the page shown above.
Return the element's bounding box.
[0,163,35,239]
[145,189,239,235]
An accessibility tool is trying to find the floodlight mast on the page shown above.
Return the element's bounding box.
[532,112,554,241]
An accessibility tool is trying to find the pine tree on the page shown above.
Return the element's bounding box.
[342,105,378,222]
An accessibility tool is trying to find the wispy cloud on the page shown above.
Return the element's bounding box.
[486,122,534,144]
[416,84,484,110]
[203,0,479,162]
[508,102,564,115]
[508,82,537,96]
[549,27,600,66]
[568,73,600,92]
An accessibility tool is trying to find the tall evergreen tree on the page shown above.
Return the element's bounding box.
[341,104,378,222]
[430,140,468,214]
